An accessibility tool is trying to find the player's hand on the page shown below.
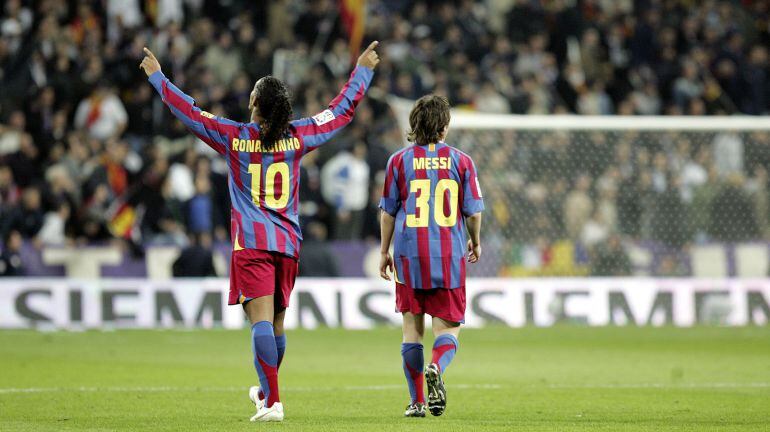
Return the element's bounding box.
[357,41,380,69]
[139,47,161,77]
[467,240,481,263]
[379,252,394,281]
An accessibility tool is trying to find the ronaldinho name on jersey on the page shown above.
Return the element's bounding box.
[230,137,301,153]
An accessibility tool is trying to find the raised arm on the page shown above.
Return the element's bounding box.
[140,47,240,156]
[292,41,380,152]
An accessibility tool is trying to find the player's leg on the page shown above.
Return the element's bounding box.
[232,250,283,421]
[272,253,296,372]
[430,317,460,372]
[402,311,427,417]
[249,252,296,420]
[274,306,287,369]
[244,297,281,409]
[255,306,287,401]
[425,316,460,416]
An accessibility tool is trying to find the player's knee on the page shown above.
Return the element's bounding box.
[402,330,423,343]
[402,324,424,343]
[432,318,460,338]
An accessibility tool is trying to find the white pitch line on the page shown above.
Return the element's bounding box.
[0,383,502,395]
[2,382,769,395]
[545,382,770,389]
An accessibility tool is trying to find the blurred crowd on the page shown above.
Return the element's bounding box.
[1,0,769,277]
[459,129,770,277]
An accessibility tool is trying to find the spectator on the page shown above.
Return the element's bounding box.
[474,82,510,113]
[652,177,689,249]
[712,133,744,178]
[298,222,339,277]
[709,174,759,242]
[0,110,25,156]
[0,230,24,276]
[581,208,609,249]
[673,61,703,108]
[186,175,213,235]
[172,233,217,277]
[74,82,128,141]
[1,187,43,240]
[203,32,242,87]
[321,143,370,239]
[0,164,19,207]
[591,234,632,276]
[563,174,592,239]
[38,202,70,246]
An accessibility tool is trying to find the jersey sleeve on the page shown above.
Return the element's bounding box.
[148,71,241,156]
[291,65,375,153]
[378,153,401,216]
[461,156,484,216]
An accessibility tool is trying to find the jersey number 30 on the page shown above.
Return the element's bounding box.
[406,179,459,228]
[249,162,289,209]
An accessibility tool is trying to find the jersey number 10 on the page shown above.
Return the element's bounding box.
[249,162,290,209]
[406,179,459,228]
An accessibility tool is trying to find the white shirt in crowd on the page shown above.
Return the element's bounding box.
[320,151,370,212]
[106,0,143,28]
[581,217,609,248]
[712,133,744,178]
[74,94,128,141]
[168,163,196,202]
[38,212,66,245]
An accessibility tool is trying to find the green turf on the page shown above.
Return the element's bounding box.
[1,326,769,431]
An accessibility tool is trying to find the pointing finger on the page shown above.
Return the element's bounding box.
[363,40,379,53]
[143,47,156,60]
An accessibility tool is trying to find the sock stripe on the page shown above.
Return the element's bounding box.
[401,343,425,404]
[251,321,280,407]
[432,334,458,373]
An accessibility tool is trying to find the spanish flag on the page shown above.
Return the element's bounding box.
[339,0,367,64]
[107,200,136,240]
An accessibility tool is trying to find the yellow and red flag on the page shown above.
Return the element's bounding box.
[339,0,367,64]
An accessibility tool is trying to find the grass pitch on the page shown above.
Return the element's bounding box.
[0,326,769,431]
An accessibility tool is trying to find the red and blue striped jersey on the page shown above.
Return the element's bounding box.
[379,142,484,290]
[148,66,374,258]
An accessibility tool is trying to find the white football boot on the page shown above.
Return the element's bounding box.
[248,386,264,410]
[250,401,284,422]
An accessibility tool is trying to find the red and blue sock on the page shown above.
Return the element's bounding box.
[251,321,280,408]
[401,342,425,404]
[431,334,458,373]
[258,334,287,401]
[275,334,287,368]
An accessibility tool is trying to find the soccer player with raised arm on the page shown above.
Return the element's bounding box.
[140,43,380,422]
[379,95,483,418]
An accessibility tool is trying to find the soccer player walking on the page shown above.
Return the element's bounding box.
[140,42,379,422]
[379,95,484,417]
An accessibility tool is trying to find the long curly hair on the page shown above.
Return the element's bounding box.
[253,76,292,145]
[407,94,450,145]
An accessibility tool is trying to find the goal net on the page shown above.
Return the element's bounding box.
[388,98,770,279]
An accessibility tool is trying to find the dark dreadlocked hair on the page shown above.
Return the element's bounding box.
[253,76,292,145]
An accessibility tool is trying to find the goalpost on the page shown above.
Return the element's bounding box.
[388,97,770,279]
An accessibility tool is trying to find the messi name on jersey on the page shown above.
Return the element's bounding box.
[413,156,452,170]
[230,137,301,153]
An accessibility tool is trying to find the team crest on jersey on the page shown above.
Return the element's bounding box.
[312,109,335,126]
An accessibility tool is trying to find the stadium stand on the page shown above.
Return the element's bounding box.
[1,0,769,277]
